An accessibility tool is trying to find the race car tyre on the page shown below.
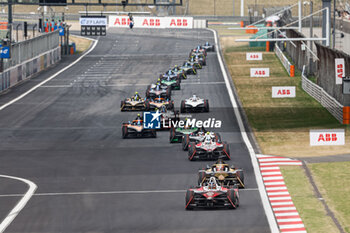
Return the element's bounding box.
[204,100,209,112]
[197,171,206,185]
[150,129,157,138]
[223,143,231,160]
[185,190,194,210]
[166,89,171,99]
[182,134,190,150]
[180,100,186,113]
[237,170,245,188]
[176,79,181,90]
[188,142,196,161]
[169,128,176,143]
[122,126,128,139]
[215,133,222,143]
[145,100,150,111]
[120,100,126,111]
[227,189,239,209]
[168,101,174,110]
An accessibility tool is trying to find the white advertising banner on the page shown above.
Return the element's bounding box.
[246,52,262,61]
[109,16,193,29]
[310,129,345,146]
[250,68,270,77]
[80,17,107,26]
[272,86,296,98]
[335,58,345,85]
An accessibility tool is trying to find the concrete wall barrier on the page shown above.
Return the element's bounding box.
[193,20,207,28]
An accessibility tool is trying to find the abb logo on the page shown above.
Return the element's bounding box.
[335,58,345,84]
[318,133,337,142]
[246,52,262,61]
[169,19,188,27]
[277,89,291,95]
[113,17,131,26]
[310,129,345,146]
[142,19,161,26]
[255,70,265,75]
[337,64,344,79]
[250,68,269,77]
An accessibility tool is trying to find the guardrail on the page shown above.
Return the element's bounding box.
[301,66,344,123]
[275,43,294,77]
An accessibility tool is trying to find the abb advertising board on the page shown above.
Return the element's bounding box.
[246,52,262,61]
[109,16,193,29]
[335,58,345,85]
[272,86,296,98]
[310,129,345,146]
[250,68,270,77]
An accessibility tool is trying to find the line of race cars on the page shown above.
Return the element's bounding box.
[120,42,243,210]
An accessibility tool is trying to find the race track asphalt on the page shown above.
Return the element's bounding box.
[0,28,270,233]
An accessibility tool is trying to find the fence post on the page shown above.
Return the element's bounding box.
[290,65,295,77]
[343,106,350,124]
[266,41,270,52]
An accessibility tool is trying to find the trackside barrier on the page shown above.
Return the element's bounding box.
[193,20,207,29]
[344,106,350,124]
[109,16,193,29]
[275,44,294,77]
[302,66,344,123]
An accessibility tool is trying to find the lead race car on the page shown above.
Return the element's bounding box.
[146,82,171,99]
[185,176,239,210]
[198,159,245,188]
[189,46,207,57]
[122,115,157,138]
[188,133,230,161]
[180,95,209,113]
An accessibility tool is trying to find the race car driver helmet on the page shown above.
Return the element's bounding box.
[205,41,209,46]
[208,177,217,189]
[168,70,172,75]
[167,76,171,81]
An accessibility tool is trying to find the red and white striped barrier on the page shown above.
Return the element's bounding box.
[257,154,306,233]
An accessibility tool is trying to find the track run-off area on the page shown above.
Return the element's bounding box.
[0,28,275,233]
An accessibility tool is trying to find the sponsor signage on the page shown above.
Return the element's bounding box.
[250,68,269,77]
[335,58,345,85]
[109,16,193,29]
[58,26,64,36]
[246,52,262,61]
[272,86,296,98]
[0,45,10,59]
[310,129,345,146]
[80,16,107,26]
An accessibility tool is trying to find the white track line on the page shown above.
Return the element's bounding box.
[0,175,37,233]
[207,28,279,233]
[0,188,259,197]
[0,37,98,112]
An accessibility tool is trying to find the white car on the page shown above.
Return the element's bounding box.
[180,95,209,113]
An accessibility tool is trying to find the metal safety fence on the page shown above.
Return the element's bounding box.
[3,30,59,71]
[302,66,343,123]
[275,43,292,76]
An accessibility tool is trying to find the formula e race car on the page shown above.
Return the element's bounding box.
[202,42,215,52]
[192,54,206,66]
[180,95,209,113]
[185,59,202,69]
[190,46,207,57]
[169,126,202,143]
[188,138,230,161]
[180,62,197,75]
[146,83,171,99]
[122,119,157,138]
[120,97,147,111]
[185,176,239,210]
[198,159,245,188]
[182,131,221,151]
[159,70,182,81]
[171,66,187,79]
[146,96,174,111]
[160,76,181,90]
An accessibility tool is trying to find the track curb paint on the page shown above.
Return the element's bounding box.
[207,28,279,233]
[0,175,37,233]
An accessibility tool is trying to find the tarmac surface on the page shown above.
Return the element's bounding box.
[0,28,270,233]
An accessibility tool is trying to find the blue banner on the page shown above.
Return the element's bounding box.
[59,26,64,36]
[0,46,10,59]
